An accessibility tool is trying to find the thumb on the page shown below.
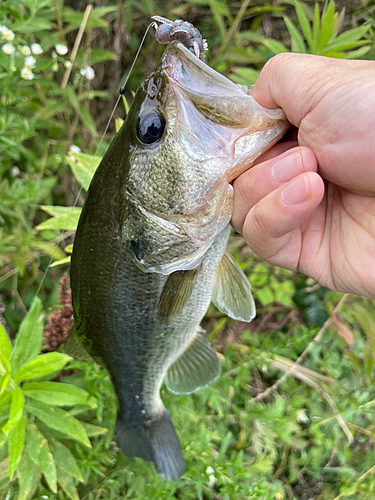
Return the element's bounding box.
[251,53,356,127]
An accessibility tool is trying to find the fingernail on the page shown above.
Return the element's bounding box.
[282,175,310,205]
[271,152,302,183]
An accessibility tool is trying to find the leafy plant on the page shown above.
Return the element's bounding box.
[0,297,100,499]
[265,1,371,58]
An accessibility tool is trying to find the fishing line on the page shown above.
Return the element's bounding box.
[33,21,158,305]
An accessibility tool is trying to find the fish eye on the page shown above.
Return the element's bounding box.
[136,110,166,145]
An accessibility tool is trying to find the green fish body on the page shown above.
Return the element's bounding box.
[70,42,288,480]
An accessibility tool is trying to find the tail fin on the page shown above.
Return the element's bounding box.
[116,408,185,481]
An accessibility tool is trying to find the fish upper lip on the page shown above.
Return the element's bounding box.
[161,41,247,99]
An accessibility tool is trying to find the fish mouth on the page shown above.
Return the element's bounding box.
[161,42,289,181]
[162,42,256,129]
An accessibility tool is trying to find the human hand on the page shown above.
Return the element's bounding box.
[232,53,375,298]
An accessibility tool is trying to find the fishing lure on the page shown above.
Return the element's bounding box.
[152,16,208,61]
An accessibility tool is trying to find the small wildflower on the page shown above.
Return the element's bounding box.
[31,43,43,55]
[297,409,309,424]
[64,60,72,69]
[84,66,95,80]
[68,144,81,154]
[80,68,87,77]
[2,29,14,41]
[24,55,36,68]
[206,466,217,487]
[2,44,15,55]
[55,44,68,55]
[20,67,34,80]
[21,45,30,56]
[10,166,20,178]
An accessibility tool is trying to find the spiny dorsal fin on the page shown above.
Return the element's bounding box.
[164,328,221,395]
[212,250,256,322]
[157,267,200,324]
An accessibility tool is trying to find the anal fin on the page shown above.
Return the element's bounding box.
[165,328,221,395]
[212,250,256,322]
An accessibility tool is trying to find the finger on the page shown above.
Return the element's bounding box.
[241,171,325,270]
[232,146,318,234]
[251,53,350,126]
[253,140,297,166]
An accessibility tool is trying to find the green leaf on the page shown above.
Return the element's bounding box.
[8,411,25,479]
[56,464,79,500]
[49,437,84,482]
[294,1,313,49]
[115,118,124,133]
[80,421,108,437]
[90,49,118,64]
[3,387,24,435]
[219,431,232,458]
[312,3,320,53]
[79,106,97,137]
[26,401,91,447]
[0,324,12,360]
[66,152,101,190]
[33,241,66,261]
[305,303,328,328]
[23,382,96,408]
[49,256,71,267]
[318,1,335,51]
[26,421,57,493]
[11,297,43,375]
[323,25,370,52]
[284,16,306,53]
[345,46,371,59]
[230,67,259,86]
[13,352,72,384]
[18,356,69,385]
[262,38,289,55]
[16,451,41,500]
[36,206,81,231]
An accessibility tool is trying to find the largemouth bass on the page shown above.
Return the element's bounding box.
[70,41,288,480]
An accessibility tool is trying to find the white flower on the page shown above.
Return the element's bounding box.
[2,44,15,55]
[2,29,14,41]
[64,60,72,69]
[68,144,81,154]
[31,43,43,55]
[20,67,34,80]
[0,25,8,35]
[82,65,95,81]
[55,44,68,55]
[21,45,30,55]
[10,166,20,177]
[24,55,36,68]
[206,466,217,487]
[297,409,309,424]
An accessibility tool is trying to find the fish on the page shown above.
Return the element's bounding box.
[70,40,289,481]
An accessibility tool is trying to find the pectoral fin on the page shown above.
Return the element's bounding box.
[157,267,200,324]
[212,250,256,322]
[165,328,221,395]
